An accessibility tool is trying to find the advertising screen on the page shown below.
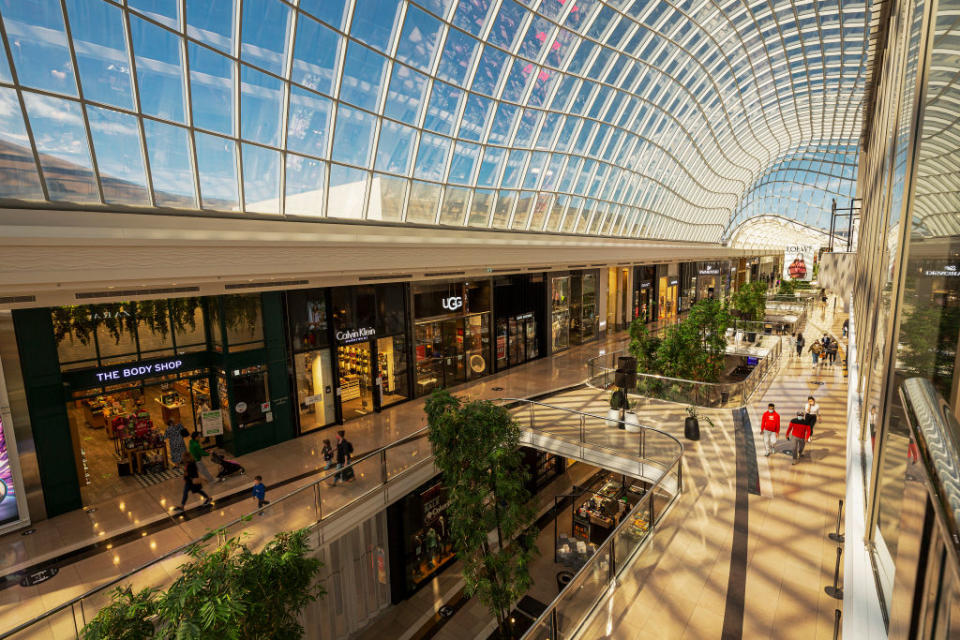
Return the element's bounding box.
[0,416,21,528]
[783,245,816,281]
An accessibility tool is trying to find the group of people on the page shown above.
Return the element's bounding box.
[793,332,840,367]
[321,430,356,485]
[760,397,820,464]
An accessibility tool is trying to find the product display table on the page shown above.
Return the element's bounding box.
[156,398,183,424]
[130,444,169,475]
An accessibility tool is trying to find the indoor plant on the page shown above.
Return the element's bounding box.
[684,405,715,441]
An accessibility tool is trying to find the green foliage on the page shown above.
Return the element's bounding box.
[51,298,203,345]
[777,280,798,296]
[80,587,157,640]
[610,388,629,411]
[730,281,768,322]
[627,317,660,372]
[654,299,731,383]
[425,390,537,638]
[685,405,716,428]
[82,529,323,640]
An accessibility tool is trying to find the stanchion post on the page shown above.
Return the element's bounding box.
[829,498,845,543]
[825,546,843,599]
[833,609,841,640]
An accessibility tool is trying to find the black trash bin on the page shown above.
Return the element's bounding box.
[556,571,575,594]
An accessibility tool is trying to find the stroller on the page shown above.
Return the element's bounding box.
[210,451,245,481]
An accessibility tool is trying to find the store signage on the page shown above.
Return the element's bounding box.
[698,265,721,276]
[783,245,815,281]
[92,358,183,384]
[20,566,58,587]
[923,265,960,277]
[335,326,376,344]
[441,295,463,311]
[639,281,652,289]
[200,410,223,437]
[668,277,680,287]
[0,415,23,529]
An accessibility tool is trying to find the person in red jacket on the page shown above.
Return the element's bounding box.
[786,413,812,464]
[760,403,781,456]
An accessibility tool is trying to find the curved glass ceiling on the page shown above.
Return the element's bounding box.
[0,0,867,243]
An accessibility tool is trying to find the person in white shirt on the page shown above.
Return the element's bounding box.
[803,396,820,438]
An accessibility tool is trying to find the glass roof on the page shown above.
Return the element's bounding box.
[0,0,868,243]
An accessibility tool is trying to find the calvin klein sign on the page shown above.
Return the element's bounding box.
[335,327,376,344]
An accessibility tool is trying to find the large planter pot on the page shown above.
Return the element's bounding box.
[684,416,701,441]
[607,409,624,429]
[624,412,642,433]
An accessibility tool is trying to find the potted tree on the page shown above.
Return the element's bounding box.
[684,406,715,440]
[608,389,628,428]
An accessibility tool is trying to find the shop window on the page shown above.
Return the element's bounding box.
[53,307,100,370]
[465,280,491,314]
[172,301,207,353]
[288,289,330,351]
[134,300,173,356]
[294,350,336,433]
[208,299,224,352]
[332,286,377,336]
[377,335,409,407]
[222,294,264,351]
[552,276,571,352]
[375,283,407,336]
[232,365,269,429]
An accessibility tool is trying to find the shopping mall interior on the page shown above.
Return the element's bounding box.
[0,0,956,638]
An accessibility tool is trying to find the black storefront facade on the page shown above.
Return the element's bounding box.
[493,274,547,372]
[633,265,657,323]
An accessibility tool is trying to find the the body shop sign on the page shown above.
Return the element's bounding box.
[93,358,183,384]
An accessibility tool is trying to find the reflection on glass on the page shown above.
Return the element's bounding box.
[377,335,409,407]
[468,189,494,227]
[439,187,469,225]
[64,0,133,109]
[291,14,340,95]
[448,143,479,184]
[477,147,505,187]
[407,180,440,224]
[295,350,336,433]
[491,190,515,228]
[87,106,149,205]
[143,119,197,208]
[242,143,280,214]
[194,132,238,210]
[1,0,76,96]
[285,154,325,217]
[240,65,283,147]
[287,87,332,158]
[414,133,450,182]
[369,173,406,221]
[332,105,375,167]
[0,88,44,200]
[130,15,185,123]
[423,82,462,135]
[384,64,428,125]
[240,0,290,75]
[23,93,99,202]
[327,164,367,219]
[339,42,387,112]
[186,0,235,53]
[396,6,441,72]
[376,121,416,174]
[350,0,401,50]
[435,29,477,86]
[458,94,493,142]
[189,43,234,136]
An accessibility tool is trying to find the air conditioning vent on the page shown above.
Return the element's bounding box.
[358,274,413,282]
[526,266,551,271]
[225,280,308,290]
[0,295,36,304]
[423,271,466,277]
[491,268,519,273]
[76,286,200,300]
[567,264,586,268]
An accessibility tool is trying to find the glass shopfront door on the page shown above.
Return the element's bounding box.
[415,313,491,394]
[337,341,375,420]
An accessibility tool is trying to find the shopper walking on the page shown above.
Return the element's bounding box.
[842,318,849,338]
[165,419,188,465]
[786,414,812,464]
[827,338,839,365]
[321,438,334,469]
[809,340,823,367]
[252,475,269,509]
[795,333,805,358]
[803,396,820,438]
[760,403,781,456]
[333,430,355,486]
[174,453,211,511]
[188,431,213,482]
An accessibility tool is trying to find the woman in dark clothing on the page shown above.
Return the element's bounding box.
[174,453,211,511]
[795,333,805,357]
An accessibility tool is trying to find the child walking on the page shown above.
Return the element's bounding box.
[252,475,269,509]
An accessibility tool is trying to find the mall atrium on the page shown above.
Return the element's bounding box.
[0,0,955,638]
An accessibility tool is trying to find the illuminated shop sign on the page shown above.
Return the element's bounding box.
[93,358,183,383]
[639,281,652,289]
[668,277,680,287]
[441,295,463,311]
[335,327,376,344]
[699,265,721,275]
[923,265,960,277]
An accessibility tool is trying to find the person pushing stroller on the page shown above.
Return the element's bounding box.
[210,451,245,481]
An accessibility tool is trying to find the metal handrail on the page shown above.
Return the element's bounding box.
[503,398,684,639]
[1,426,433,639]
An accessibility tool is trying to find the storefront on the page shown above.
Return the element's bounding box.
[656,265,678,321]
[0,357,29,534]
[570,270,599,345]
[413,280,492,396]
[331,284,410,420]
[697,262,723,300]
[14,294,293,515]
[678,262,698,312]
[605,267,631,334]
[286,289,337,433]
[633,265,656,323]
[551,274,571,352]
[493,274,546,372]
[386,474,455,603]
